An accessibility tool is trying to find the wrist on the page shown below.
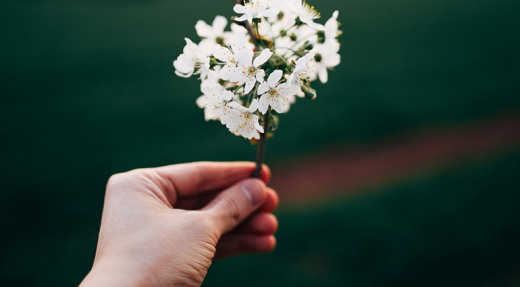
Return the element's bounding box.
[80,258,155,287]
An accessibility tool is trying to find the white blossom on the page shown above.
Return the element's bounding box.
[173,38,210,79]
[196,82,234,122]
[291,0,324,30]
[196,16,228,55]
[311,43,340,83]
[232,48,273,94]
[234,0,279,23]
[324,11,340,51]
[288,52,315,87]
[257,70,296,114]
[213,45,240,81]
[226,100,264,140]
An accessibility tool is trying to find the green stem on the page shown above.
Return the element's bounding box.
[252,112,270,178]
[232,0,270,178]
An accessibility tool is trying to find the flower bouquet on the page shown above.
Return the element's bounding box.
[173,0,341,177]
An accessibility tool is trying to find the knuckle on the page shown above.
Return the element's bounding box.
[106,173,126,190]
[220,198,241,228]
[105,169,149,194]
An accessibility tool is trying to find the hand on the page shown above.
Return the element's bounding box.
[81,162,279,286]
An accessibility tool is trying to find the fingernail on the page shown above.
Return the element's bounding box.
[242,180,265,206]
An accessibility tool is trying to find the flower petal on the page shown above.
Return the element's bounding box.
[235,15,249,22]
[267,70,283,87]
[236,49,254,67]
[248,99,260,113]
[212,15,228,34]
[257,95,270,114]
[195,20,213,38]
[213,45,233,62]
[255,121,265,134]
[253,49,273,67]
[262,8,279,19]
[318,66,329,83]
[256,69,266,83]
[257,82,270,95]
[221,90,234,101]
[233,4,246,14]
[244,79,256,94]
[278,83,298,97]
[325,53,341,67]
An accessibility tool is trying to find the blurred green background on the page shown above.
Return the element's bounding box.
[1,0,519,286]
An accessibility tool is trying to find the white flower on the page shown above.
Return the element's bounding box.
[307,11,340,83]
[234,0,278,23]
[195,16,228,54]
[324,11,340,51]
[173,38,210,79]
[288,52,315,87]
[226,100,264,140]
[196,83,235,122]
[311,43,340,83]
[233,48,273,94]
[213,45,239,81]
[224,23,254,48]
[292,0,324,30]
[257,70,296,114]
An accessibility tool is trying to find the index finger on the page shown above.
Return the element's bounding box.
[155,162,271,198]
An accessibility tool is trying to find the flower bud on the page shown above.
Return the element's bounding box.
[303,86,317,100]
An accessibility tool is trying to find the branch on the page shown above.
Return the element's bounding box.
[252,112,270,178]
[232,0,259,46]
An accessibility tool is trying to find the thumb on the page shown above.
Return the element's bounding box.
[203,179,267,235]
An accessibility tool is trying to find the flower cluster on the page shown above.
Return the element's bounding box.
[173,0,341,140]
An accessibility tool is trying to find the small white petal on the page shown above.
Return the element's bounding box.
[262,8,279,18]
[196,95,206,109]
[325,53,341,67]
[228,66,244,82]
[221,90,234,101]
[244,79,256,94]
[248,99,260,113]
[235,15,249,22]
[173,55,194,77]
[271,99,286,113]
[255,121,265,134]
[212,15,228,34]
[257,96,270,114]
[233,4,247,14]
[256,69,266,82]
[195,20,213,38]
[213,45,233,62]
[258,82,270,95]
[318,66,329,83]
[278,83,298,97]
[253,49,273,67]
[236,49,254,67]
[174,70,191,78]
[267,70,283,87]
[218,64,236,80]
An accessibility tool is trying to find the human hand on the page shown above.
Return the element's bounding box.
[81,162,279,287]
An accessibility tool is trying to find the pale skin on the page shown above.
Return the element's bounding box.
[81,162,279,287]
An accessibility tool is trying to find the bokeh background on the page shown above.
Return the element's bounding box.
[2,0,520,286]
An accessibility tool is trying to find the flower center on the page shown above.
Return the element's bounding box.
[245,0,269,10]
[303,1,320,19]
[268,88,279,97]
